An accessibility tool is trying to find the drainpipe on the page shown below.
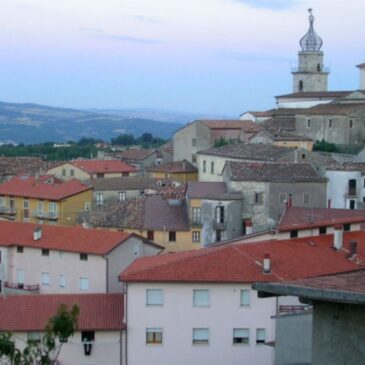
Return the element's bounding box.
[333,225,343,250]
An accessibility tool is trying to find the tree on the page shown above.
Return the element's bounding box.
[313,139,339,152]
[0,304,79,365]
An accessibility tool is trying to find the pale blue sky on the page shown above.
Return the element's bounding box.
[0,0,364,115]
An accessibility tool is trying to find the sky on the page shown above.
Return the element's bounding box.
[0,0,365,116]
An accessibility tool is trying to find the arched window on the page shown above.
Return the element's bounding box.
[298,80,304,92]
[317,63,321,72]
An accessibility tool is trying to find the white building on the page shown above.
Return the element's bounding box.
[120,231,363,365]
[0,221,162,295]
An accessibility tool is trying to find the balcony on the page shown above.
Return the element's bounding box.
[213,220,226,230]
[190,220,202,228]
[4,281,39,295]
[32,210,58,220]
[0,206,17,215]
[347,188,358,197]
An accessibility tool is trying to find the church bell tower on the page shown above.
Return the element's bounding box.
[292,9,329,93]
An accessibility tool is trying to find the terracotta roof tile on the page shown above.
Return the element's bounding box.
[297,103,363,115]
[120,231,365,283]
[148,160,197,173]
[0,293,124,331]
[0,221,133,255]
[120,148,156,161]
[89,176,160,191]
[0,175,92,200]
[0,157,53,177]
[72,159,136,173]
[187,182,241,200]
[278,207,365,232]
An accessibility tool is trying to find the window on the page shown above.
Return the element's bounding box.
[169,231,176,242]
[37,200,44,215]
[147,231,154,241]
[328,118,332,127]
[317,63,321,72]
[122,172,129,177]
[118,191,126,202]
[193,289,210,307]
[349,119,353,128]
[306,118,311,128]
[298,80,303,92]
[27,332,41,343]
[319,226,327,235]
[17,246,24,253]
[343,223,351,232]
[256,328,266,345]
[0,251,2,263]
[70,169,74,177]
[192,328,209,345]
[303,193,311,205]
[240,289,250,306]
[203,160,206,173]
[59,274,66,288]
[80,277,89,290]
[41,272,50,285]
[349,200,356,210]
[62,168,66,177]
[192,155,197,164]
[348,179,357,196]
[254,192,263,205]
[146,289,163,306]
[80,253,88,261]
[192,138,197,146]
[216,229,222,242]
[84,201,91,211]
[146,328,163,344]
[96,193,104,207]
[192,207,201,225]
[215,206,224,224]
[233,328,249,345]
[302,153,306,159]
[96,173,104,178]
[42,248,49,256]
[16,269,25,284]
[0,197,4,208]
[279,193,287,204]
[49,202,57,218]
[211,161,214,174]
[192,231,200,243]
[290,230,298,238]
[23,199,29,209]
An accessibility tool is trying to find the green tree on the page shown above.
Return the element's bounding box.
[0,304,79,365]
[313,139,339,152]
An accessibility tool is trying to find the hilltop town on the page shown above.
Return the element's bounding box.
[0,9,364,365]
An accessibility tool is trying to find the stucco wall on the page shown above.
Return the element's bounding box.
[126,282,276,365]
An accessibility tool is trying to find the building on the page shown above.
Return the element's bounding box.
[0,293,125,365]
[254,269,365,365]
[223,161,327,231]
[88,176,165,207]
[148,160,198,183]
[47,159,137,180]
[120,229,365,365]
[119,148,161,169]
[186,181,243,245]
[173,120,260,164]
[0,175,93,226]
[0,221,162,295]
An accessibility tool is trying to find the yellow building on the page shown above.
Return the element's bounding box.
[47,159,137,181]
[148,160,198,183]
[0,175,93,226]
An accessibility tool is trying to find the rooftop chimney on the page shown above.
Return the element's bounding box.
[348,240,358,259]
[333,225,343,250]
[263,253,271,274]
[33,227,42,241]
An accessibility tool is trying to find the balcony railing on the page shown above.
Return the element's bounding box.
[0,206,17,215]
[279,305,311,314]
[348,188,357,197]
[4,281,40,292]
[213,220,226,230]
[32,210,59,220]
[190,220,202,228]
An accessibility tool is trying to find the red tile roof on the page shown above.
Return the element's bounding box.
[201,119,261,132]
[120,148,156,161]
[72,159,137,174]
[120,231,365,283]
[278,207,365,232]
[0,175,92,200]
[148,160,197,173]
[276,91,352,99]
[0,221,133,255]
[0,293,124,331]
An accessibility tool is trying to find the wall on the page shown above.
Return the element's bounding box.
[126,282,276,365]
[47,163,90,180]
[275,311,312,365]
[151,171,198,183]
[93,189,143,205]
[4,246,107,293]
[312,301,365,365]
[10,330,122,365]
[61,189,93,226]
[106,236,162,293]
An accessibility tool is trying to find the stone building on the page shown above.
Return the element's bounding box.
[223,161,327,231]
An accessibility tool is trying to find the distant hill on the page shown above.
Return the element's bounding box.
[0,101,184,144]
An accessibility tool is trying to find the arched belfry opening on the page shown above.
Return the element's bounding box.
[299,80,304,92]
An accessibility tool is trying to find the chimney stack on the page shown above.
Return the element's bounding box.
[263,253,271,274]
[33,227,42,241]
[348,240,358,259]
[246,220,253,235]
[333,225,343,250]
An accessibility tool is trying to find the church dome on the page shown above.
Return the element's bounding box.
[300,9,323,52]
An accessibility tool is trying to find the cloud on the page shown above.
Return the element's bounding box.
[234,0,298,10]
[133,15,161,25]
[90,33,164,45]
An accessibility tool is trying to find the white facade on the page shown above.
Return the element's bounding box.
[326,170,365,209]
[276,98,333,109]
[125,282,300,365]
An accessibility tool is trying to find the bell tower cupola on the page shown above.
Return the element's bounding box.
[292,9,329,93]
